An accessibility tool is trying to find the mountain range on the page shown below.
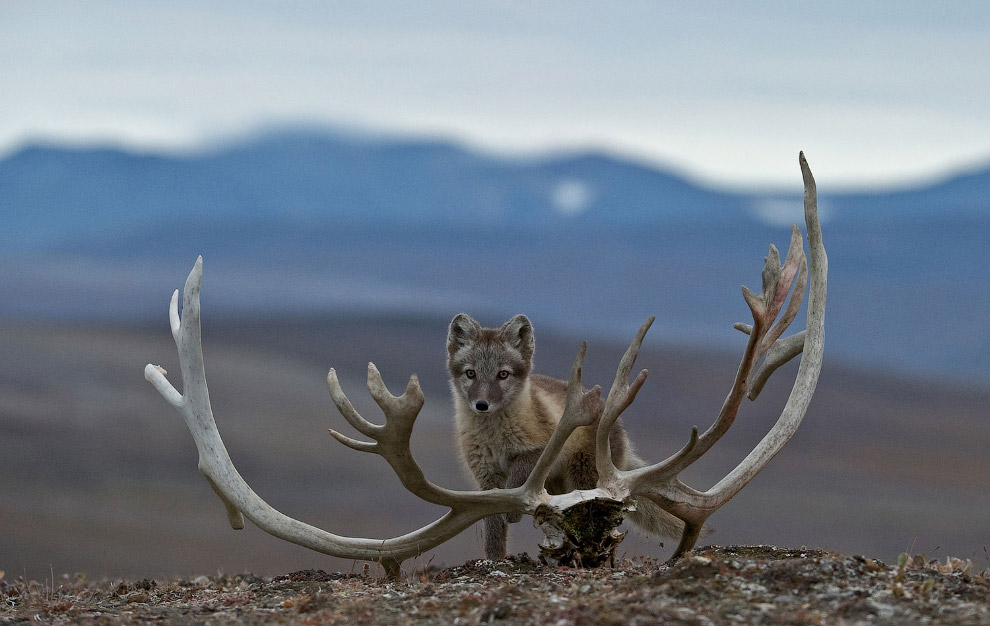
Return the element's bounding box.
[3,128,988,248]
[0,128,987,381]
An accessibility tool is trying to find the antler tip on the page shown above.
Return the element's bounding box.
[632,368,649,391]
[569,342,587,384]
[631,316,654,347]
[184,257,205,298]
[405,373,424,398]
[328,429,377,453]
[143,363,161,381]
[144,363,183,407]
[741,285,764,316]
[366,362,384,383]
[800,152,816,187]
[168,289,181,337]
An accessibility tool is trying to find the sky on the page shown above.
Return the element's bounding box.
[2,1,989,188]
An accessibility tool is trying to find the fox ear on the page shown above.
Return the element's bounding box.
[500,314,534,361]
[448,314,481,356]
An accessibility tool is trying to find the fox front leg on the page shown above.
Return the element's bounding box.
[475,468,510,559]
[504,449,542,523]
[484,515,508,559]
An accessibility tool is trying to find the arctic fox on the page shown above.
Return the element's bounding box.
[447,313,684,559]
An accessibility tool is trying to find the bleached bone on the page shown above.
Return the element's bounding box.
[145,151,827,573]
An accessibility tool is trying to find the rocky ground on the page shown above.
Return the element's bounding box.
[3,546,989,625]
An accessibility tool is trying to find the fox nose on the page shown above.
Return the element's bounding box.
[474,400,490,412]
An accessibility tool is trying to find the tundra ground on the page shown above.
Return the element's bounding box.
[3,546,990,625]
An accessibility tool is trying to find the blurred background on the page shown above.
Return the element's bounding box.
[1,2,987,580]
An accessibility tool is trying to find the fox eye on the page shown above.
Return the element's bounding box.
[498,370,510,380]
[465,369,476,379]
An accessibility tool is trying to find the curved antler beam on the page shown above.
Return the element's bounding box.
[144,259,507,571]
[700,151,826,505]
[145,261,611,574]
[588,152,827,559]
[658,151,824,538]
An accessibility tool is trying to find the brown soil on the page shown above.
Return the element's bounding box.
[3,546,989,625]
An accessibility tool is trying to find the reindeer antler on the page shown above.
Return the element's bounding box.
[145,151,827,572]
[593,151,827,559]
[145,274,605,575]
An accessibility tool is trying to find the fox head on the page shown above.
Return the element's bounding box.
[447,313,535,415]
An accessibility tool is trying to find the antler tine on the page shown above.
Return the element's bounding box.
[562,343,591,423]
[366,363,425,420]
[748,330,806,400]
[741,285,766,321]
[761,243,782,313]
[595,317,652,482]
[656,426,699,474]
[326,363,427,457]
[327,362,449,503]
[732,226,809,398]
[146,257,571,575]
[144,363,183,409]
[524,342,602,493]
[734,322,754,335]
[327,428,378,453]
[609,316,654,394]
[767,227,802,319]
[326,368,382,439]
[168,289,181,342]
[759,227,808,356]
